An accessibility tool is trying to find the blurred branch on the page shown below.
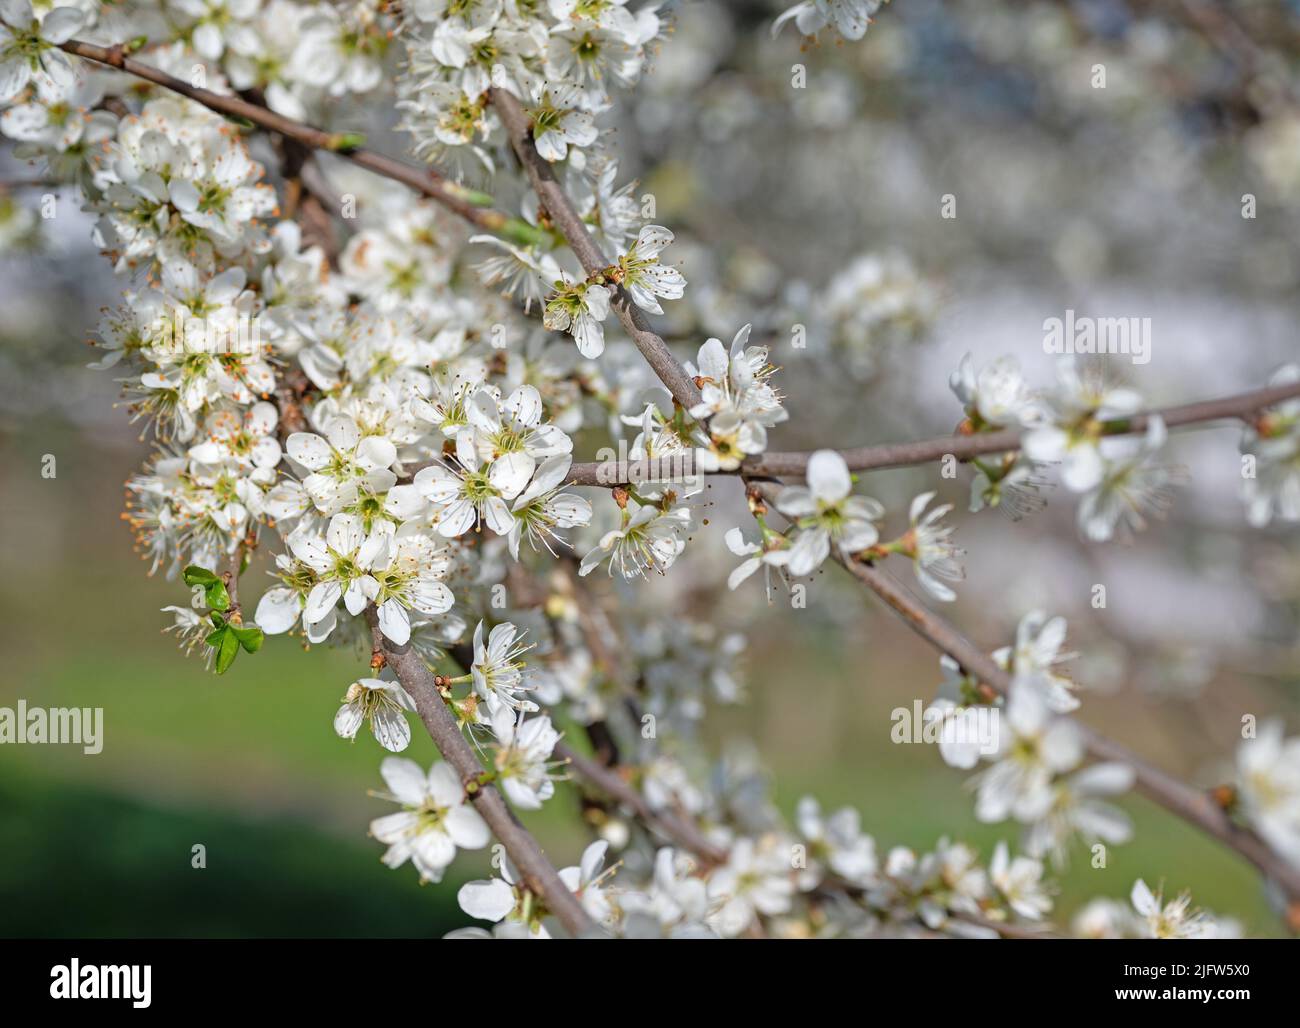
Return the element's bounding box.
[555,742,729,867]
[238,85,342,263]
[1171,0,1300,107]
[0,177,61,191]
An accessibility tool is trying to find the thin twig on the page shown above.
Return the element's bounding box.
[489,87,705,412]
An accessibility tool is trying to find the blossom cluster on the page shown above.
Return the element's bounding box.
[5,0,1298,941]
[950,353,1196,539]
[449,795,1054,939]
[725,447,964,604]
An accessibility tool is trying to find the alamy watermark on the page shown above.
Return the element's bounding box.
[1043,308,1151,365]
[890,699,1001,757]
[0,700,103,754]
[50,960,150,1007]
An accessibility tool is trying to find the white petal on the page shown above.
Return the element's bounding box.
[255,587,301,634]
[371,705,412,753]
[333,701,364,741]
[444,804,490,849]
[458,878,516,922]
[287,432,332,471]
[377,597,411,646]
[806,450,850,502]
[304,580,341,623]
[489,451,535,499]
[380,757,428,807]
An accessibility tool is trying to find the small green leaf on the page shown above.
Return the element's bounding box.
[203,579,230,612]
[231,624,264,654]
[183,565,219,587]
[215,628,240,674]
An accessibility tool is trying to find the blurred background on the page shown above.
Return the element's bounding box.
[2,0,1299,936]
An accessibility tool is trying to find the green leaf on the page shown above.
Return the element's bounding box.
[183,565,219,587]
[204,615,227,648]
[231,624,264,655]
[203,579,230,612]
[215,628,240,675]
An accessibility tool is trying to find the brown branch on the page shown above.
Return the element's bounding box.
[480,110,1300,914]
[524,555,1067,931]
[221,544,245,622]
[58,38,550,248]
[364,611,598,937]
[489,87,705,413]
[560,379,1300,486]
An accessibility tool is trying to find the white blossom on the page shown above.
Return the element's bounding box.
[490,706,564,810]
[613,224,686,316]
[972,686,1083,824]
[1078,416,1186,542]
[687,325,787,470]
[707,835,796,937]
[471,619,538,713]
[578,494,693,580]
[1129,879,1209,940]
[989,842,1052,920]
[775,450,882,575]
[287,417,399,515]
[543,276,612,358]
[1023,359,1143,492]
[0,2,84,104]
[1235,719,1300,866]
[903,492,964,603]
[995,610,1079,714]
[335,677,418,752]
[773,0,881,42]
[949,353,1039,429]
[370,757,491,883]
